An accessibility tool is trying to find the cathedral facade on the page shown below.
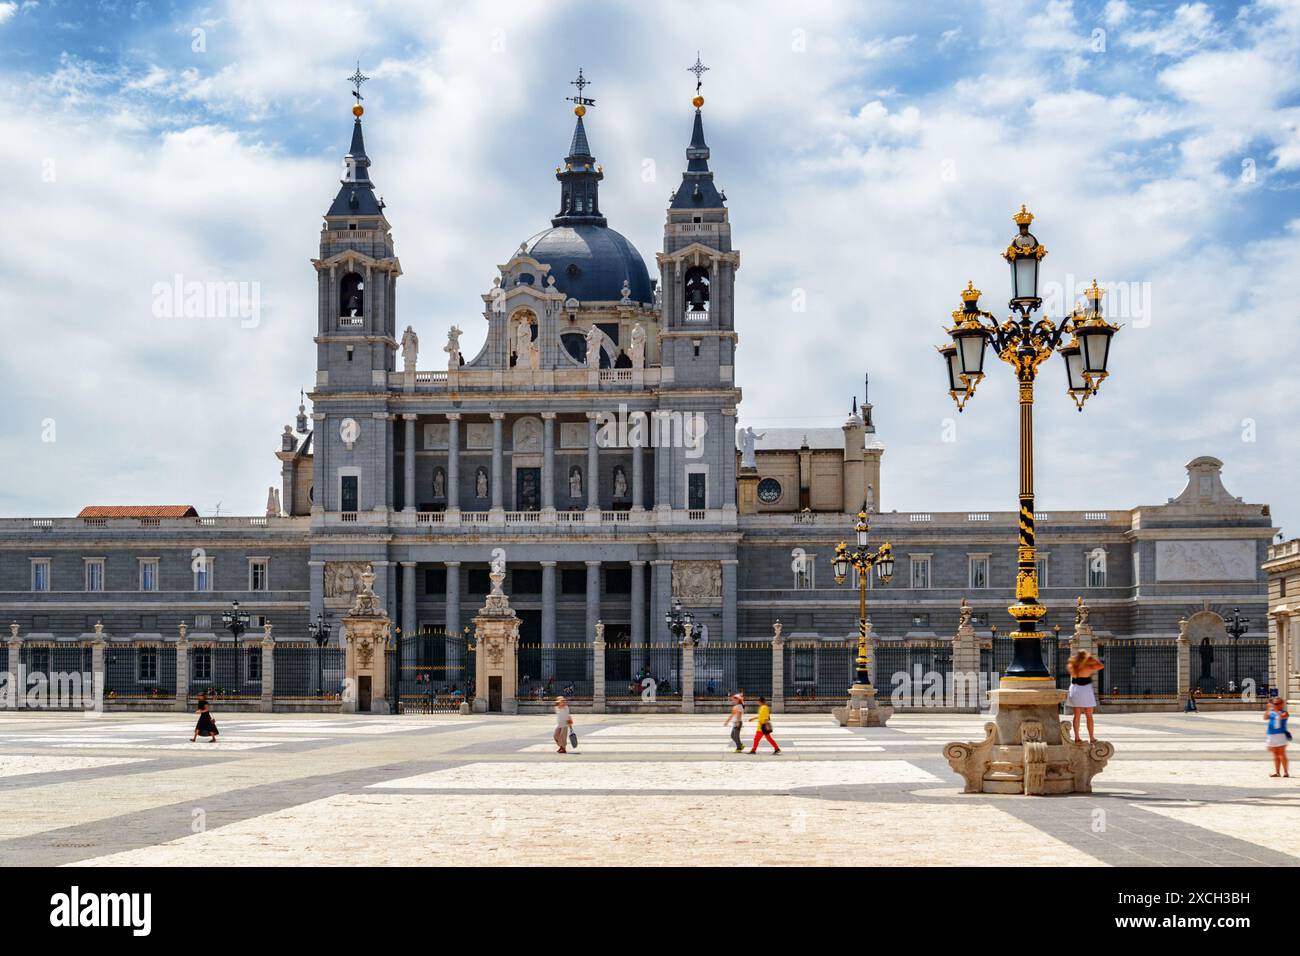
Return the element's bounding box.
[0,82,1277,673]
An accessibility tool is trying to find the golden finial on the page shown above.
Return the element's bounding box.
[960,280,981,302]
[1013,204,1034,226]
[1086,278,1103,300]
[574,104,586,117]
[348,62,369,118]
[689,53,709,109]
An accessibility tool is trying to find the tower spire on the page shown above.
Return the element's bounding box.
[328,62,384,218]
[671,54,724,210]
[553,68,606,226]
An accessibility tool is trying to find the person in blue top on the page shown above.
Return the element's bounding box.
[1265,697,1290,778]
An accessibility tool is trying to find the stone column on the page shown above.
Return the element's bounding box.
[681,630,695,714]
[309,560,325,633]
[593,621,607,714]
[771,620,785,714]
[631,427,644,512]
[652,559,672,644]
[90,623,107,713]
[445,561,462,674]
[585,561,601,646]
[585,412,600,512]
[260,623,275,713]
[629,560,646,659]
[401,560,417,650]
[1177,617,1191,710]
[312,413,326,515]
[446,414,461,513]
[653,410,672,515]
[541,412,556,513]
[541,561,557,647]
[490,412,505,511]
[721,559,738,644]
[952,604,981,713]
[174,622,190,712]
[4,623,20,709]
[402,414,417,513]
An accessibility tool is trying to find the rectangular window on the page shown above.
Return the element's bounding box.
[511,569,542,594]
[793,647,814,683]
[139,647,158,682]
[910,556,931,589]
[561,568,587,595]
[85,560,105,592]
[1132,551,1140,591]
[31,559,50,592]
[194,557,214,592]
[341,475,359,513]
[247,647,262,683]
[194,614,212,630]
[1086,550,1107,589]
[1036,555,1050,590]
[140,615,157,631]
[851,566,874,590]
[687,471,707,510]
[29,647,50,676]
[969,556,990,589]
[793,555,815,590]
[424,568,448,595]
[467,568,491,596]
[970,613,988,627]
[911,613,930,628]
[250,559,269,592]
[1282,577,1288,599]
[140,559,159,592]
[604,568,631,594]
[193,647,212,682]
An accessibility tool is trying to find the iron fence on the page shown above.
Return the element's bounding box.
[517,643,594,701]
[396,630,471,712]
[1188,637,1270,699]
[783,641,856,701]
[16,642,93,708]
[693,641,773,700]
[273,644,346,700]
[188,644,262,699]
[1098,639,1179,701]
[876,640,955,706]
[610,643,684,701]
[104,644,177,699]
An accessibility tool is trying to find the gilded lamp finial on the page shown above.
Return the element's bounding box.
[689,52,709,109]
[348,62,369,117]
[960,280,981,303]
[1013,204,1034,226]
[1086,278,1104,300]
[567,67,595,117]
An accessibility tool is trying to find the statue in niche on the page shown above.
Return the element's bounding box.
[865,484,875,514]
[444,325,463,369]
[613,466,628,499]
[584,325,603,369]
[433,467,446,499]
[475,467,489,499]
[401,325,419,372]
[569,466,583,499]
[629,323,646,369]
[515,318,533,367]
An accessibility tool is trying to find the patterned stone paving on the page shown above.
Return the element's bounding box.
[0,709,1293,866]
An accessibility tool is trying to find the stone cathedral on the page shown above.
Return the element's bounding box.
[0,69,1276,672]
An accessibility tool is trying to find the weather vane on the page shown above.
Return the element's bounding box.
[566,68,595,115]
[688,53,709,94]
[348,61,369,109]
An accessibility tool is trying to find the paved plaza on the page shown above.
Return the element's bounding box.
[0,709,1294,867]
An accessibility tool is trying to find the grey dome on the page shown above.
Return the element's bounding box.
[523,224,653,304]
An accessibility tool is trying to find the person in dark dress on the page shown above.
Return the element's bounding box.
[191,694,218,743]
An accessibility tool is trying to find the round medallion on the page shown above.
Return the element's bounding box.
[339,418,360,444]
[757,478,782,504]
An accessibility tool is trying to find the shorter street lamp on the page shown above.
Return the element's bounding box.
[1226,607,1249,691]
[831,511,895,687]
[665,599,696,646]
[222,600,250,648]
[307,613,332,697]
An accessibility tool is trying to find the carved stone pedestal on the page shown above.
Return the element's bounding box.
[833,683,892,727]
[471,566,520,715]
[341,568,392,715]
[943,683,1113,795]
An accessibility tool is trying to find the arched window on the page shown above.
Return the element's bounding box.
[684,266,711,314]
[339,272,364,318]
[515,273,535,286]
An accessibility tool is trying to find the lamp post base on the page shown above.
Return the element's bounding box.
[943,681,1113,795]
[834,683,892,727]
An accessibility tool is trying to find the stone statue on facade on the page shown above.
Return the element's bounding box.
[629,323,646,369]
[266,486,278,518]
[401,325,419,373]
[738,426,765,469]
[515,318,533,368]
[1074,596,1090,627]
[444,325,463,369]
[584,325,603,369]
[958,597,972,629]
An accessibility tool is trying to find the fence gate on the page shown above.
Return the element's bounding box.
[1189,637,1271,700]
[396,627,470,714]
[694,641,772,701]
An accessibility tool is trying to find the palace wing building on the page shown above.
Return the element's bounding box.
[0,83,1276,678]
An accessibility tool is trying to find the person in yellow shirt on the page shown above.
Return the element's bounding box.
[749,696,781,754]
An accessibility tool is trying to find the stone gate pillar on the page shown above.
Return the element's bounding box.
[593,622,607,714]
[260,623,275,714]
[472,560,520,714]
[342,567,393,714]
[174,623,189,713]
[952,599,981,713]
[681,627,695,714]
[5,623,21,709]
[1176,616,1191,710]
[770,620,785,714]
[90,622,107,713]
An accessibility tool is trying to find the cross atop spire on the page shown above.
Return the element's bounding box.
[566,67,595,115]
[348,61,369,115]
[688,53,709,94]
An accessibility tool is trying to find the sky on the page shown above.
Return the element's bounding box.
[0,0,1297,536]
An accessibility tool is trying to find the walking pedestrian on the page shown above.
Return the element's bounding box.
[1266,696,1290,777]
[553,695,573,754]
[190,693,218,743]
[1066,651,1104,744]
[748,696,781,754]
[724,693,745,752]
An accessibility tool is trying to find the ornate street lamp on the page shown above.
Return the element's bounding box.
[222,600,251,649]
[1225,607,1249,692]
[936,207,1120,683]
[307,612,332,698]
[665,598,696,646]
[831,511,894,687]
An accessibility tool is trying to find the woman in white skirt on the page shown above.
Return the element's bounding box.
[1265,697,1290,778]
[1066,651,1104,744]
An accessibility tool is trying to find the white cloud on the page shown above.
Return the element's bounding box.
[0,3,16,26]
[1122,2,1218,56]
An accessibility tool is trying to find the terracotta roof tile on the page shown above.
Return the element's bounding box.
[77,505,199,519]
